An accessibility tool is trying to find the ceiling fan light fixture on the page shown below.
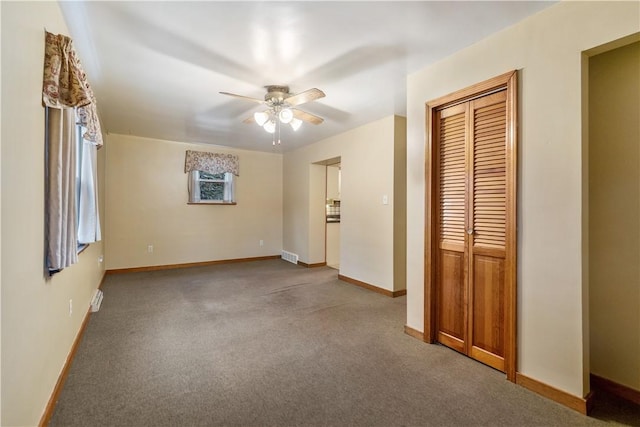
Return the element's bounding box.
[254,111,269,126]
[263,119,276,134]
[221,85,325,142]
[290,118,302,131]
[278,108,293,124]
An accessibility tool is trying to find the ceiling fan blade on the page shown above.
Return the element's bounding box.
[292,108,324,125]
[285,88,325,106]
[219,91,265,104]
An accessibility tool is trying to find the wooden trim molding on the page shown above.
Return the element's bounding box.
[591,373,640,405]
[404,325,425,341]
[516,373,592,415]
[106,255,281,274]
[297,261,327,268]
[426,70,517,110]
[393,289,407,297]
[39,307,92,427]
[338,274,406,298]
[187,201,237,205]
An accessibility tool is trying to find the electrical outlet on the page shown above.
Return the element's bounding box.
[382,195,389,205]
[69,299,73,316]
[98,255,104,264]
[147,245,153,253]
[259,240,264,247]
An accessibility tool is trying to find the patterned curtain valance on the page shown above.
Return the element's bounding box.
[184,150,239,176]
[43,31,103,147]
[77,103,103,147]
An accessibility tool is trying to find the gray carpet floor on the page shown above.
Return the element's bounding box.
[50,259,639,426]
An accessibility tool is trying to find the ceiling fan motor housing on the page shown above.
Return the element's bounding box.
[264,85,290,105]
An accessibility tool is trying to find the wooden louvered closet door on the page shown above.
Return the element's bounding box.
[435,89,509,372]
[435,102,468,355]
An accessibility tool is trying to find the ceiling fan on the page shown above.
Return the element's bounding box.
[220,86,325,141]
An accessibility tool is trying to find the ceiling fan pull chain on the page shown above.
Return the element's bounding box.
[277,120,281,145]
[273,117,280,147]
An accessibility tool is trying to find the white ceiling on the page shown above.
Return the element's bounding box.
[60,1,554,152]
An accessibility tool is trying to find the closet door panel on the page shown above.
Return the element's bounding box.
[471,92,507,251]
[468,90,507,370]
[470,255,505,371]
[437,250,465,352]
[436,103,468,353]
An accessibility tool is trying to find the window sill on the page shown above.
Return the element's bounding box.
[77,243,89,254]
[187,202,237,205]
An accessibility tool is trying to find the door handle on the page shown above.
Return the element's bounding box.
[467,229,474,235]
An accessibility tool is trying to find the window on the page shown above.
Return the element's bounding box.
[75,121,87,252]
[75,110,101,248]
[188,170,235,204]
[43,31,103,274]
[184,150,238,204]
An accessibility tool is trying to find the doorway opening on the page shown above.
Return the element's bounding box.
[312,156,342,271]
[586,38,640,408]
[325,162,341,270]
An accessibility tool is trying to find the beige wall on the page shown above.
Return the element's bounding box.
[283,115,406,291]
[589,41,640,392]
[406,1,639,398]
[393,116,407,292]
[1,2,106,425]
[326,223,340,268]
[0,2,4,419]
[326,164,340,200]
[105,134,283,269]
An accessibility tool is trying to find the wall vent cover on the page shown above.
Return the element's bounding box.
[281,250,299,265]
[90,289,104,313]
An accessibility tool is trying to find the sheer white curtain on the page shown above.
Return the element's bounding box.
[223,173,234,202]
[188,171,202,203]
[78,136,101,244]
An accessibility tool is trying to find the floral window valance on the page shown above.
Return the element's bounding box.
[42,31,103,147]
[184,150,239,176]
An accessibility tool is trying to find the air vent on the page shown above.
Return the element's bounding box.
[90,289,104,313]
[281,250,299,265]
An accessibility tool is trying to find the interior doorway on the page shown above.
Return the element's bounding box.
[325,162,341,269]
[312,156,342,270]
[587,39,640,402]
